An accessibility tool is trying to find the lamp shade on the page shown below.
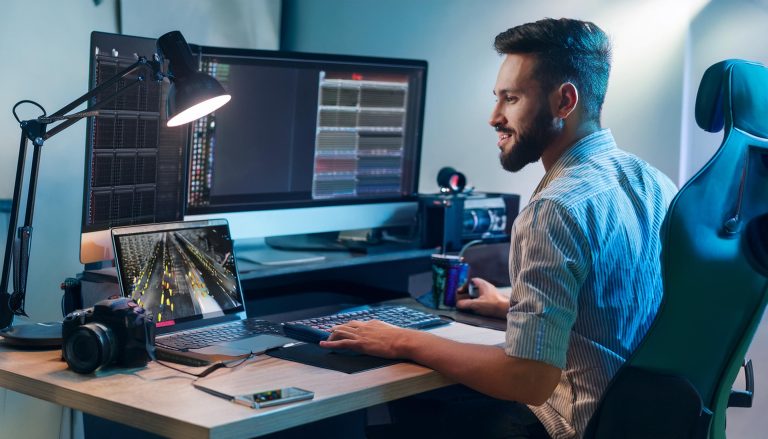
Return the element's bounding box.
[157,31,231,127]
[165,72,231,127]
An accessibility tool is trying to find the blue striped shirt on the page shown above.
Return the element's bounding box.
[504,129,677,438]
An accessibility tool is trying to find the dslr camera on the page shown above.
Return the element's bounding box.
[62,297,155,374]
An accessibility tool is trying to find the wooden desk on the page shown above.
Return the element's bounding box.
[0,323,504,439]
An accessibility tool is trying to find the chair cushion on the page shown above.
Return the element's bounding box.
[584,366,711,439]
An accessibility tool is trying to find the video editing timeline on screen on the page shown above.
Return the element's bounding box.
[185,50,424,213]
[85,33,187,233]
[186,66,412,206]
[115,225,241,326]
[313,71,409,199]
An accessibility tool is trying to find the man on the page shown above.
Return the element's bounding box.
[321,18,677,438]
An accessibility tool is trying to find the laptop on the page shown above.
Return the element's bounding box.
[111,219,294,365]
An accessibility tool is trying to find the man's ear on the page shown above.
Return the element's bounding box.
[553,82,578,119]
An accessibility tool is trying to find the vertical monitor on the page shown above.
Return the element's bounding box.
[81,32,188,264]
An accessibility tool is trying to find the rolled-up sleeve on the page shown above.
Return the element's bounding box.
[504,199,591,369]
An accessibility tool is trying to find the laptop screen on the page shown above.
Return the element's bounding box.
[112,219,245,329]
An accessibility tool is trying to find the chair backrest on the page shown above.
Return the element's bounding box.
[585,60,768,438]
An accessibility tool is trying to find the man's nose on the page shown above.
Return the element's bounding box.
[489,106,504,128]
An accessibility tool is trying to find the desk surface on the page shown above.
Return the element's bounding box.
[0,323,504,439]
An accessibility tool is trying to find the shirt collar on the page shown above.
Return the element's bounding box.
[532,129,616,198]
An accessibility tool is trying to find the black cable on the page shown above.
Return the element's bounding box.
[459,239,484,258]
[12,100,46,123]
[153,352,254,378]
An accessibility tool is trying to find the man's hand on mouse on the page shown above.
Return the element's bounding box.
[455,277,509,320]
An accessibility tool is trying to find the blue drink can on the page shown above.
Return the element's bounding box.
[431,254,470,308]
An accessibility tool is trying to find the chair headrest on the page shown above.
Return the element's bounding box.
[695,59,768,137]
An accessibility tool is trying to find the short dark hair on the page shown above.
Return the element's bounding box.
[494,18,611,123]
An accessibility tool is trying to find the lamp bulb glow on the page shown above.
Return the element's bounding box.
[167,95,231,127]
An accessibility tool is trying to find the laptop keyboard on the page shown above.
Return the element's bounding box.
[282,306,446,344]
[156,319,283,351]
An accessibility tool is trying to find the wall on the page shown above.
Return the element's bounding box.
[121,0,281,49]
[0,1,118,437]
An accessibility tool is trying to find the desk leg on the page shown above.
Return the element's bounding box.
[60,408,84,439]
[0,389,80,438]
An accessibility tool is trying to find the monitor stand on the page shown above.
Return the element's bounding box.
[235,236,332,267]
[265,232,350,252]
[265,230,419,255]
[237,230,420,266]
[237,248,328,267]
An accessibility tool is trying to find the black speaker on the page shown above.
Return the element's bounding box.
[419,194,465,251]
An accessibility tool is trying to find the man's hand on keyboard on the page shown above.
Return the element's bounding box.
[319,320,414,359]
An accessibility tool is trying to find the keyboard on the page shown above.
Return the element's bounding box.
[282,306,446,344]
[156,318,283,351]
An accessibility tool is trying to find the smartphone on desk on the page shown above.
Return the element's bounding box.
[234,387,314,408]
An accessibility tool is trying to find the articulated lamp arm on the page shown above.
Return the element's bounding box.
[0,56,164,331]
[0,30,229,344]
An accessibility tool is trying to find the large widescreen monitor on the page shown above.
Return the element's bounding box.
[80,32,427,264]
[183,45,427,242]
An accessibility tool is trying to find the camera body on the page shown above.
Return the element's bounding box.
[418,192,520,252]
[62,297,155,374]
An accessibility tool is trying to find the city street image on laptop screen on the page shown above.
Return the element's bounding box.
[114,223,241,327]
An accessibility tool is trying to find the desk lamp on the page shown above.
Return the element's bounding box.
[0,31,230,347]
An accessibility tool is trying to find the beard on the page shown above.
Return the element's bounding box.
[498,103,562,173]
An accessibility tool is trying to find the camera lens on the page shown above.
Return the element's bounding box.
[463,209,491,234]
[63,323,117,374]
